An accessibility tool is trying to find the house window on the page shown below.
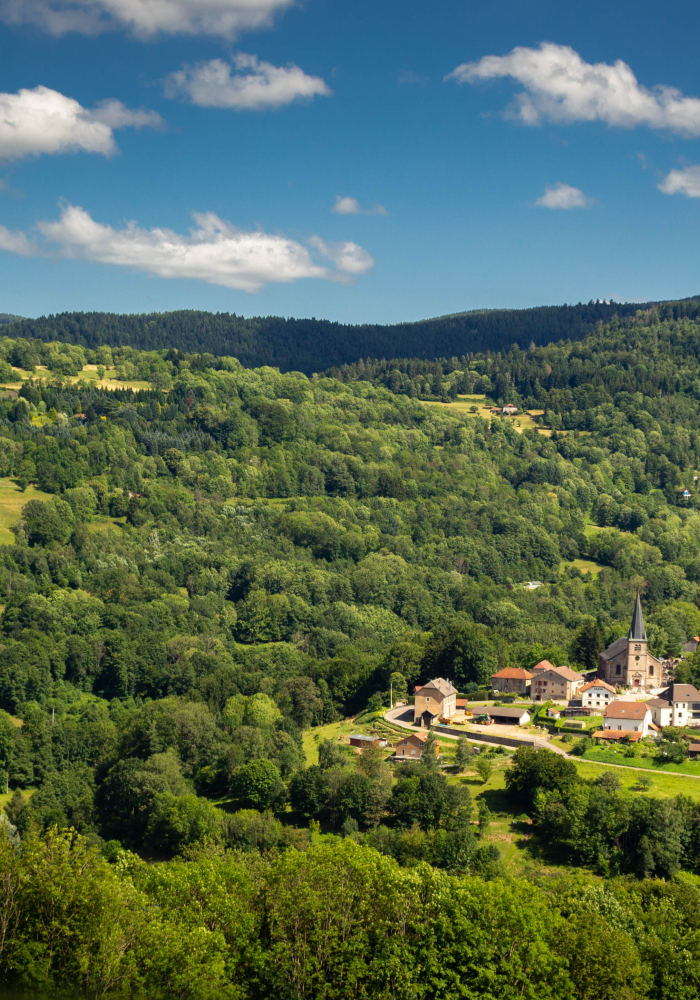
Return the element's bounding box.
[426,697,430,703]
[649,666,654,676]
[616,665,621,675]
[618,726,621,731]
[410,750,416,755]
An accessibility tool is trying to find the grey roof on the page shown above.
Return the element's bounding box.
[488,706,531,719]
[658,683,700,704]
[647,698,670,708]
[600,636,627,661]
[628,592,647,642]
[421,677,458,697]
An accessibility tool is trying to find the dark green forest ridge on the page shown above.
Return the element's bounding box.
[6,306,700,997]
[6,294,700,373]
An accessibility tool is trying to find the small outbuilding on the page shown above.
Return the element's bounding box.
[349,734,388,748]
[488,706,531,726]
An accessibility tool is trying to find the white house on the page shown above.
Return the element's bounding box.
[580,679,616,711]
[648,683,700,729]
[603,700,652,737]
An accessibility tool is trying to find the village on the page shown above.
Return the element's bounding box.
[343,593,700,766]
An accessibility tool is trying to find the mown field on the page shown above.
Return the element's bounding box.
[0,478,53,545]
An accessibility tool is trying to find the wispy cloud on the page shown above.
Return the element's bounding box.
[332,195,388,216]
[447,42,700,136]
[0,85,162,162]
[0,202,374,292]
[658,164,700,198]
[535,182,590,209]
[0,0,294,38]
[398,70,429,85]
[166,54,330,110]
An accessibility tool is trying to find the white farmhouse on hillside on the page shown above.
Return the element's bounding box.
[603,701,652,737]
[580,679,616,711]
[647,683,700,729]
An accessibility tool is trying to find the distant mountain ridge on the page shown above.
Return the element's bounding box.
[2,297,699,373]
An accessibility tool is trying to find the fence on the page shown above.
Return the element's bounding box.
[434,723,536,750]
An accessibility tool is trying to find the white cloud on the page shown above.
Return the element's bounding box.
[166,54,330,111]
[307,236,374,277]
[658,164,700,198]
[0,223,37,255]
[0,202,374,292]
[0,86,163,162]
[535,182,589,209]
[332,195,388,216]
[447,42,700,136]
[0,0,293,38]
[90,98,163,129]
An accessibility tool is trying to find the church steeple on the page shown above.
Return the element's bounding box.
[628,591,647,642]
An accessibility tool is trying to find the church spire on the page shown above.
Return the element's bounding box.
[628,591,647,641]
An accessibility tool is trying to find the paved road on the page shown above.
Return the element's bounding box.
[383,708,700,778]
[384,706,567,754]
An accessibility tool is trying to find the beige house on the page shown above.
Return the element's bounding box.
[532,666,585,701]
[394,731,438,760]
[603,700,652,737]
[580,680,616,710]
[491,667,533,694]
[598,592,663,690]
[414,678,458,727]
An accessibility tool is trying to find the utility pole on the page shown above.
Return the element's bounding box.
[390,679,393,710]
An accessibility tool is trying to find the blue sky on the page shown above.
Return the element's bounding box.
[1,0,700,324]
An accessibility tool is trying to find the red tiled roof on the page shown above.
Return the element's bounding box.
[580,680,616,694]
[604,701,650,720]
[592,730,643,742]
[492,667,533,680]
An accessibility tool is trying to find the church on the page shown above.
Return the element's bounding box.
[598,592,663,690]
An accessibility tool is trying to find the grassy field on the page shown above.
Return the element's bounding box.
[449,751,700,875]
[0,365,151,392]
[561,558,605,576]
[0,477,53,545]
[0,788,34,811]
[86,516,127,534]
[571,759,700,799]
[419,397,556,436]
[581,746,700,775]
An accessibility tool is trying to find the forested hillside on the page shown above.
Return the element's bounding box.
[0,296,675,373]
[5,309,700,997]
